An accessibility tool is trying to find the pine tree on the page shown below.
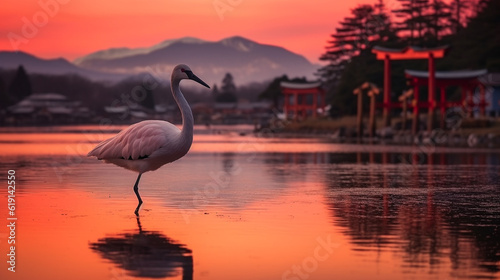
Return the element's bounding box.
[392,0,432,46]
[373,0,395,43]
[221,73,236,95]
[414,0,431,43]
[441,0,500,71]
[449,0,470,33]
[392,0,417,44]
[318,3,393,114]
[8,65,32,105]
[427,0,451,44]
[211,84,219,96]
[216,73,238,103]
[318,4,391,87]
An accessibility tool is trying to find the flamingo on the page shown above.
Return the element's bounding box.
[87,64,210,215]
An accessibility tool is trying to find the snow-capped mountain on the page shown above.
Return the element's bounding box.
[73,37,206,64]
[0,36,318,85]
[74,36,318,84]
[0,51,127,82]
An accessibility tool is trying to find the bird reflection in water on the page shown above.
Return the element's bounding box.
[90,216,193,279]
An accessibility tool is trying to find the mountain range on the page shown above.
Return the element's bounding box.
[0,36,318,85]
[0,51,127,82]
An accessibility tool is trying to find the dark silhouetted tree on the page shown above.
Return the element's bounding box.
[373,0,397,44]
[221,73,236,94]
[449,0,471,33]
[427,0,451,43]
[318,3,393,86]
[392,0,432,46]
[451,0,469,32]
[8,65,32,105]
[216,73,237,103]
[319,2,394,114]
[440,0,500,71]
[211,84,219,96]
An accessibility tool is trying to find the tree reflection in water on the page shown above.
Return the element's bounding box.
[90,216,193,279]
[325,160,500,277]
[263,150,500,277]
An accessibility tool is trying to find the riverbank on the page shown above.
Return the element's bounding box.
[262,116,500,148]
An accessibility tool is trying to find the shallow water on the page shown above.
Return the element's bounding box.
[0,125,499,280]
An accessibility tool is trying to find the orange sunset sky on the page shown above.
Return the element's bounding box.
[1,0,384,64]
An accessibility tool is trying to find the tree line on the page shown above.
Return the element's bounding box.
[0,66,267,115]
[318,0,499,115]
[2,0,497,118]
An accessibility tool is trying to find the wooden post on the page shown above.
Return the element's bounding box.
[368,85,380,138]
[369,93,376,138]
[355,82,380,139]
[399,89,413,131]
[428,53,436,133]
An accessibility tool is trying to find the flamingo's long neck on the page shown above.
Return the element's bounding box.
[171,78,194,146]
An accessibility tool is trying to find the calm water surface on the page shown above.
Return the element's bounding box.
[0,125,499,280]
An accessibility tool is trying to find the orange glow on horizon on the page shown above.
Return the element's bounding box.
[1,0,379,63]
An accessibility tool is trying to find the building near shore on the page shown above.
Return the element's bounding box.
[190,101,273,124]
[280,81,326,120]
[479,73,500,117]
[5,93,90,125]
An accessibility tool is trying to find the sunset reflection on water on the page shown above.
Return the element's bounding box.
[0,125,499,280]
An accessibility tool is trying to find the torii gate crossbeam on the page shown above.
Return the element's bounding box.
[372,46,449,134]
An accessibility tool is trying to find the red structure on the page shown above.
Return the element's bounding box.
[405,69,488,129]
[372,45,449,131]
[281,81,326,120]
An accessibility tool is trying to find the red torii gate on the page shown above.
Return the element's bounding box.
[405,69,487,130]
[372,45,449,132]
[281,81,326,120]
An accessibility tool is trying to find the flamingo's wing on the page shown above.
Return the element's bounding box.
[87,121,174,160]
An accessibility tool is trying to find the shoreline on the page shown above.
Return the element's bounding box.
[1,122,500,149]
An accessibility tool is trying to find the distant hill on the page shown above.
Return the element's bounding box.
[0,36,319,85]
[74,36,319,84]
[0,51,128,83]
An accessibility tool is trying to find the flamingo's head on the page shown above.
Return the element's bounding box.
[173,64,210,88]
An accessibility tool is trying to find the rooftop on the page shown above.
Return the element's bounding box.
[405,69,488,79]
[280,81,322,89]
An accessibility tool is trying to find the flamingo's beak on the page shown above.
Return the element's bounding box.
[186,71,210,89]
